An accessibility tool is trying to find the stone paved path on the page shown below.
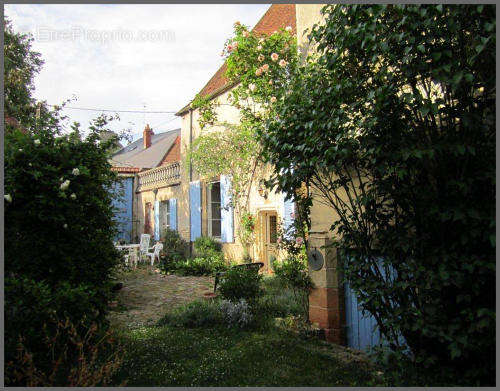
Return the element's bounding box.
[108,265,214,329]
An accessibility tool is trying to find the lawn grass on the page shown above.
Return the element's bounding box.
[108,270,385,386]
[111,325,383,386]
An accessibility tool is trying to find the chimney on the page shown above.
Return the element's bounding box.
[143,124,154,149]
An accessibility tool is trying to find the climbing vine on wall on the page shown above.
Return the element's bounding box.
[187,22,300,258]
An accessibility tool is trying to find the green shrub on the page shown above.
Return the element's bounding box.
[159,228,188,272]
[4,20,121,386]
[5,315,123,387]
[157,299,255,330]
[273,256,313,320]
[4,275,114,385]
[218,267,262,303]
[157,300,224,328]
[257,277,304,318]
[171,255,228,276]
[194,236,222,258]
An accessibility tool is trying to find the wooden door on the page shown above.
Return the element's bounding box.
[264,212,278,272]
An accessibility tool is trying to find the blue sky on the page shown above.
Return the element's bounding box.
[5,4,270,141]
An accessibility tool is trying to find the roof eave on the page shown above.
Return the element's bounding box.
[175,81,239,117]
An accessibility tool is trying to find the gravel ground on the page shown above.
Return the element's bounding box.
[108,265,214,329]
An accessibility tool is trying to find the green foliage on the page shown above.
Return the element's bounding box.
[4,17,43,126]
[158,299,254,330]
[223,22,298,109]
[239,212,256,256]
[218,267,262,303]
[158,300,225,328]
[273,256,313,320]
[261,4,495,385]
[169,255,228,276]
[5,123,120,288]
[5,313,123,387]
[257,277,304,319]
[4,20,123,386]
[160,228,188,264]
[194,236,222,257]
[186,122,263,249]
[191,93,218,129]
[276,214,308,256]
[4,276,115,385]
[160,236,228,276]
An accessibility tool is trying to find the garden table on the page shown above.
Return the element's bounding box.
[115,244,140,268]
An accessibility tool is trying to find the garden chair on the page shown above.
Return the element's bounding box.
[146,242,163,266]
[213,262,264,293]
[139,234,151,262]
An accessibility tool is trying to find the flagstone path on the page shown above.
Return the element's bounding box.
[108,265,214,329]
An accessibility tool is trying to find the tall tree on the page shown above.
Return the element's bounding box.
[4,17,43,126]
[261,4,495,385]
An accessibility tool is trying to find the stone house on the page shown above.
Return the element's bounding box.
[111,4,380,348]
[110,125,181,242]
[173,3,345,344]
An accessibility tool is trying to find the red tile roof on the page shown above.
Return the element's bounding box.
[176,4,296,115]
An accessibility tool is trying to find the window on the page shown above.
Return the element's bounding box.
[208,181,221,238]
[160,200,170,234]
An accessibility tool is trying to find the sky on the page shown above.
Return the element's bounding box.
[4,4,270,142]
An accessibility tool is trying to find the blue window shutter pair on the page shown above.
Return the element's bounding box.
[169,198,177,231]
[190,181,202,241]
[220,175,234,243]
[154,200,160,241]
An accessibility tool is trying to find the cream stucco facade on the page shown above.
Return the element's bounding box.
[177,5,333,270]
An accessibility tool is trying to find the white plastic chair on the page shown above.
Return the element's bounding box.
[146,242,163,266]
[139,234,151,262]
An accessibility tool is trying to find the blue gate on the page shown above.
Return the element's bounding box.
[344,255,407,352]
[111,177,134,242]
[344,280,383,351]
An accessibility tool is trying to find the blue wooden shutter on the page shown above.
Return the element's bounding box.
[154,199,160,241]
[110,178,133,242]
[220,175,234,243]
[282,193,295,238]
[190,181,201,241]
[169,198,177,231]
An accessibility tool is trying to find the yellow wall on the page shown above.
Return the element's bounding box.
[180,88,289,262]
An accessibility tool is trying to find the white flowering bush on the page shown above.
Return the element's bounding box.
[5,114,122,385]
[218,299,253,329]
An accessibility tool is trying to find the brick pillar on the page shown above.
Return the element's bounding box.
[308,234,346,345]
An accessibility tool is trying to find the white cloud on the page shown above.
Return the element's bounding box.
[5,4,270,140]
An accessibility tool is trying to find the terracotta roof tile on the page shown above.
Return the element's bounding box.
[177,4,296,115]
